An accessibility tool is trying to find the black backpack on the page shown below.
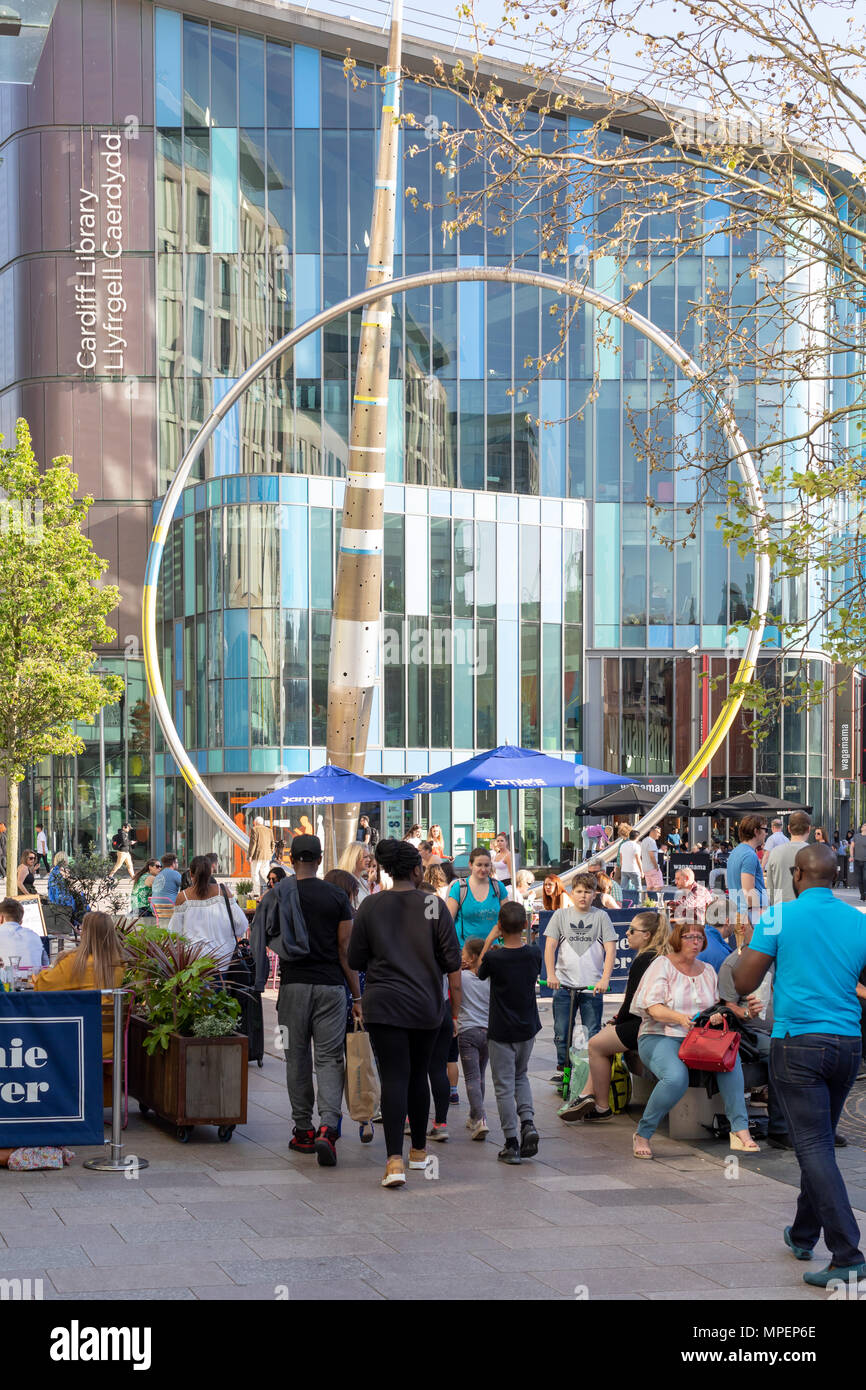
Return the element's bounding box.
[111,831,124,851]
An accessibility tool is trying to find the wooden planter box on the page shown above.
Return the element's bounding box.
[128,1014,248,1142]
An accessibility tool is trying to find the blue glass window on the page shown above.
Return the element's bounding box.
[486,282,511,381]
[349,129,375,255]
[540,380,566,497]
[322,134,348,255]
[212,378,240,476]
[564,626,581,751]
[211,128,239,254]
[595,382,620,500]
[459,277,484,378]
[514,285,539,379]
[309,508,331,608]
[154,8,182,126]
[453,619,474,748]
[542,623,562,750]
[495,618,519,745]
[267,130,292,250]
[348,62,376,128]
[295,131,321,252]
[183,20,209,128]
[211,27,237,128]
[294,255,321,377]
[294,45,320,128]
[224,680,250,746]
[485,380,510,493]
[322,55,348,128]
[521,622,540,749]
[514,387,539,496]
[520,526,540,622]
[239,32,264,126]
[266,41,293,129]
[224,609,249,678]
[431,617,452,748]
[283,503,309,606]
[283,608,309,746]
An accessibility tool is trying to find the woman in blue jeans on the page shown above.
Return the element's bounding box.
[630,919,760,1159]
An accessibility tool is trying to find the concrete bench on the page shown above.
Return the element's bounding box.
[624,1049,737,1141]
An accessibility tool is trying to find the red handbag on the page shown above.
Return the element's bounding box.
[678,1019,740,1072]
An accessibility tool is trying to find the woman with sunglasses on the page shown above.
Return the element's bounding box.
[265,865,287,893]
[560,910,670,1121]
[17,851,37,896]
[629,919,759,1159]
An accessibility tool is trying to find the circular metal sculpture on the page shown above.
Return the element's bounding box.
[142,266,770,854]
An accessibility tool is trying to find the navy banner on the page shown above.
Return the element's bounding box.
[0,990,105,1145]
[537,908,639,997]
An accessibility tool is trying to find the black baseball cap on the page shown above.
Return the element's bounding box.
[290,834,322,862]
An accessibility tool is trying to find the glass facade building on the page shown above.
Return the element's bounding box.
[0,0,862,865]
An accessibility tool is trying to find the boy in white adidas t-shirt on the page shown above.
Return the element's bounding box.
[543,874,617,1074]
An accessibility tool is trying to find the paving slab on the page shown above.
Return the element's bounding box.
[0,990,860,1303]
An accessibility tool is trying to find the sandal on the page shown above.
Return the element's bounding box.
[633,1133,653,1160]
[730,1132,760,1153]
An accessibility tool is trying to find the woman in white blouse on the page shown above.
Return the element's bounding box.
[171,855,248,970]
[631,918,759,1159]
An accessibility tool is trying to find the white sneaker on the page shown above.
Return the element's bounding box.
[469,1117,489,1141]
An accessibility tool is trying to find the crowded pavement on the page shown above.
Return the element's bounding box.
[3,874,863,1303]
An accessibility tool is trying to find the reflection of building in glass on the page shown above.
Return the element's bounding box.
[1,0,862,865]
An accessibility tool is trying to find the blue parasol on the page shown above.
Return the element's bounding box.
[403,746,636,890]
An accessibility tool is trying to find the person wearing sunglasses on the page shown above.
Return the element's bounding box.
[16,851,37,897]
[265,866,287,893]
[560,909,670,1121]
[630,918,760,1159]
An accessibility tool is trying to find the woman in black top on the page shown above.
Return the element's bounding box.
[348,839,461,1189]
[559,910,669,1121]
[17,850,37,896]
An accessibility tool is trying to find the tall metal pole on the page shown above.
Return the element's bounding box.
[325,0,403,866]
[98,699,108,858]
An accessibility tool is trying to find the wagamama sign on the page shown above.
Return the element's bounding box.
[74,131,127,374]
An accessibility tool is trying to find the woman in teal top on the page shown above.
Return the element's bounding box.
[446,848,508,944]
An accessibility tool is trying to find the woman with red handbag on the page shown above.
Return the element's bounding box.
[630,919,760,1159]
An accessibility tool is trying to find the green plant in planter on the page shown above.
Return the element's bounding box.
[235,879,254,898]
[124,926,240,1054]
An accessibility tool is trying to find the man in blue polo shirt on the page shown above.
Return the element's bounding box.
[725,814,767,919]
[734,843,866,1288]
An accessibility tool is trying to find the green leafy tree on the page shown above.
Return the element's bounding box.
[0,419,123,895]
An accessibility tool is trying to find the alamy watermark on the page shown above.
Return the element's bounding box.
[383,619,489,674]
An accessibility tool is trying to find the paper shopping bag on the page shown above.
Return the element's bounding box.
[344,1021,381,1122]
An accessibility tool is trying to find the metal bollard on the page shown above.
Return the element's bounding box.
[83,988,149,1173]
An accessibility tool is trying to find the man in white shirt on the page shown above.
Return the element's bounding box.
[640,824,663,902]
[0,897,49,975]
[765,811,812,906]
[763,819,789,853]
[35,824,49,874]
[620,830,644,895]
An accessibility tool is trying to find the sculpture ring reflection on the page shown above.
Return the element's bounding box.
[142,266,770,855]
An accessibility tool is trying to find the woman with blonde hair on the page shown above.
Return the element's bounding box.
[561,910,670,1121]
[630,916,759,1158]
[337,842,373,901]
[429,824,451,861]
[17,850,37,896]
[422,865,449,899]
[34,911,126,1060]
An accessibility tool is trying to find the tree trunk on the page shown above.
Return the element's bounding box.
[6,776,19,898]
[324,2,403,870]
